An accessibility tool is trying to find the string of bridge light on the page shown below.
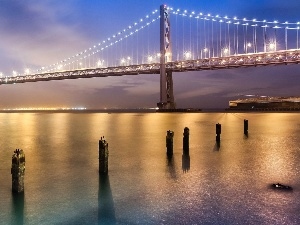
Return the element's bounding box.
[35,9,159,74]
[42,16,159,73]
[168,6,300,59]
[9,12,159,77]
[168,8,300,29]
[6,6,300,77]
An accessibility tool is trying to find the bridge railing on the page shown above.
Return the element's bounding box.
[168,49,300,71]
[0,63,161,85]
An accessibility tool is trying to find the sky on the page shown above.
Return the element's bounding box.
[0,0,300,109]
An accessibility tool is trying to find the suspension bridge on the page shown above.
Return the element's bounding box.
[0,5,299,109]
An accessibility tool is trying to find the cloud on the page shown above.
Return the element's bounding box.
[177,87,222,99]
[0,1,90,73]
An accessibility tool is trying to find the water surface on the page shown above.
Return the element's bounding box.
[0,112,299,224]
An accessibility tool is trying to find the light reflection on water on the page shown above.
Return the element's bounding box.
[0,112,299,224]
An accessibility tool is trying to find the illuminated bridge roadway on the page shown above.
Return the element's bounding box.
[1,49,299,85]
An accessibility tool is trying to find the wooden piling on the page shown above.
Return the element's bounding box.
[244,119,248,135]
[216,123,221,143]
[99,137,109,174]
[166,130,174,157]
[11,149,25,193]
[183,127,189,155]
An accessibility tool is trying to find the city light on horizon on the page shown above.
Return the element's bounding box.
[1,107,87,111]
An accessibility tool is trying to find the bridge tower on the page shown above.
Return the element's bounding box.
[157,5,176,110]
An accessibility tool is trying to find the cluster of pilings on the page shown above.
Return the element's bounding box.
[216,119,249,144]
[166,128,191,157]
[166,119,249,154]
[166,127,191,171]
[9,119,249,193]
[9,136,110,194]
[100,125,198,174]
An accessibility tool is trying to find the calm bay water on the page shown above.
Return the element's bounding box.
[0,112,299,225]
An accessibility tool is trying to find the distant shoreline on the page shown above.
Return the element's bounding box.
[0,109,157,113]
[0,108,300,113]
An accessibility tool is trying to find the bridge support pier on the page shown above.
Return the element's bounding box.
[157,4,176,110]
[157,71,176,109]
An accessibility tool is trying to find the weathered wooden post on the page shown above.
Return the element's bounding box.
[183,127,189,155]
[11,149,25,193]
[244,119,248,135]
[166,130,174,157]
[216,123,221,143]
[99,137,109,174]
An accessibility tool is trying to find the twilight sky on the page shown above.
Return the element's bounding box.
[0,0,300,109]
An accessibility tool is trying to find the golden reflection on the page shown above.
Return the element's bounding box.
[17,113,37,151]
[49,113,69,146]
[0,112,299,224]
[88,113,110,140]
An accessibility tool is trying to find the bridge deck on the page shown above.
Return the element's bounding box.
[0,50,299,85]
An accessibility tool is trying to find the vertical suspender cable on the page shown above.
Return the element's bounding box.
[254,25,257,53]
[285,27,288,50]
[125,29,129,64]
[136,29,139,64]
[252,26,254,53]
[204,19,206,57]
[233,23,236,54]
[183,14,185,59]
[243,25,246,53]
[101,47,103,67]
[297,27,299,49]
[274,28,277,51]
[142,27,144,64]
[207,18,210,58]
[204,18,206,49]
[212,19,214,57]
[228,22,230,55]
[216,20,219,57]
[147,25,149,60]
[200,18,203,59]
[104,47,106,67]
[190,16,192,55]
[263,26,267,52]
[121,34,123,63]
[209,18,211,58]
[176,13,178,60]
[219,21,222,57]
[197,17,199,58]
[236,23,239,54]
[224,21,227,55]
[131,34,133,65]
[245,24,248,53]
